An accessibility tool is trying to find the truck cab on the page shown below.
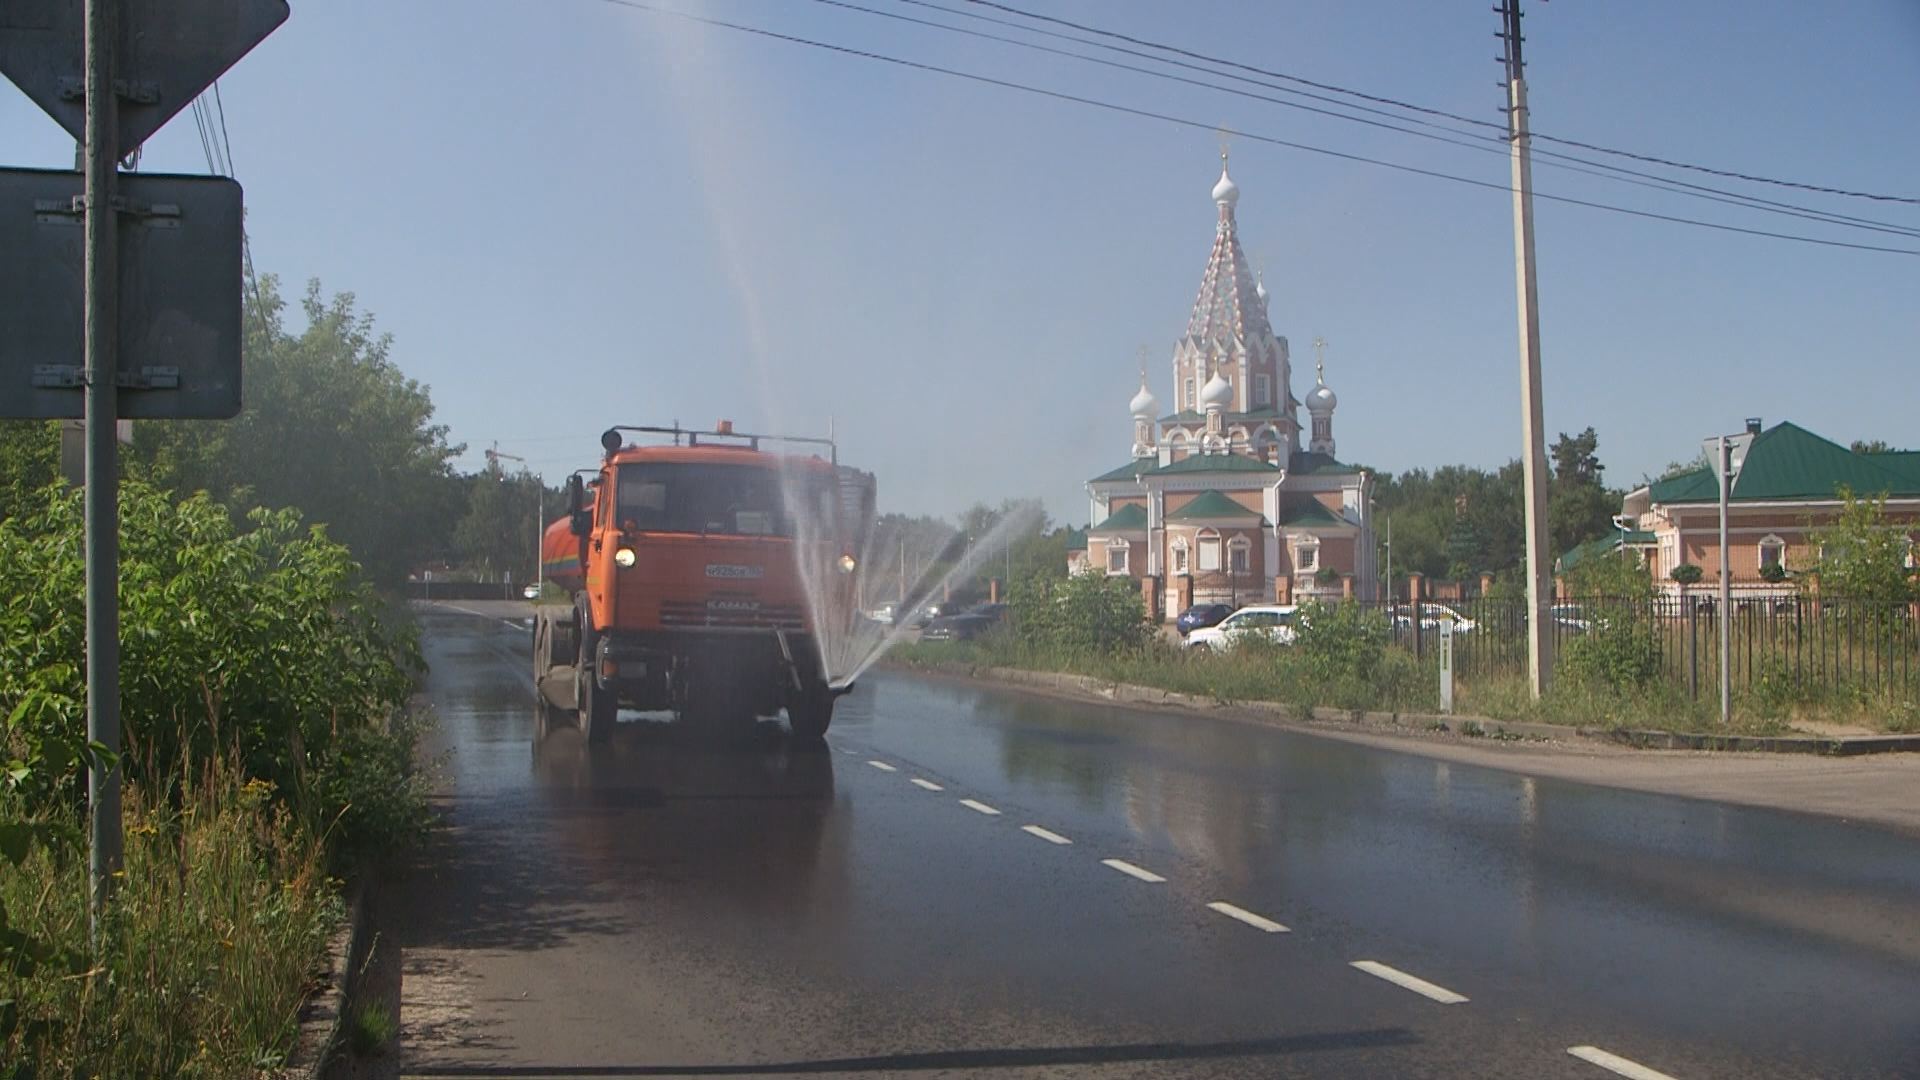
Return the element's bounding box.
[533,423,874,744]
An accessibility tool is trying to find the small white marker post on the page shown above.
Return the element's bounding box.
[1438,618,1454,714]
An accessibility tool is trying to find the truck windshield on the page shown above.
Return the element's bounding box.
[614,462,831,537]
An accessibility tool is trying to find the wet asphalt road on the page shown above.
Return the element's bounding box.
[391,606,1920,1079]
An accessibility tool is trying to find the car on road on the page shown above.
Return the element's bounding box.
[523,583,541,600]
[921,602,1008,642]
[1185,604,1299,651]
[1175,602,1235,638]
[1392,603,1477,634]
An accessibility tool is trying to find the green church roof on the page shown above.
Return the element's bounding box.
[1648,422,1920,505]
[1089,503,1148,533]
[1166,490,1264,523]
[1089,458,1159,483]
[1288,450,1360,475]
[1277,500,1347,527]
[1152,453,1280,475]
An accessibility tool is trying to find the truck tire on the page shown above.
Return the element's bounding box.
[787,687,834,742]
[577,614,615,744]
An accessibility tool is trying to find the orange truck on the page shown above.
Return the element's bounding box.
[532,422,875,744]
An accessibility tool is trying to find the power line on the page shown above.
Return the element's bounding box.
[815,0,1920,240]
[960,0,1920,206]
[585,0,1920,257]
[190,79,274,337]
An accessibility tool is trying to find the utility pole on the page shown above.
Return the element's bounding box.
[1499,0,1554,700]
[486,444,537,592]
[83,0,123,932]
[1716,435,1732,725]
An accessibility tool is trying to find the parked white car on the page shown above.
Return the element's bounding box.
[1186,605,1300,652]
[1392,603,1477,634]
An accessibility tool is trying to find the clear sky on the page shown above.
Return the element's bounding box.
[5,1,1916,523]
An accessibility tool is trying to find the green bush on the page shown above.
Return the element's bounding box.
[0,479,426,859]
[1669,563,1703,585]
[1560,614,1662,690]
[1008,572,1152,655]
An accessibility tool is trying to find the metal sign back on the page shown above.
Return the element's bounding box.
[0,167,242,419]
[0,0,290,153]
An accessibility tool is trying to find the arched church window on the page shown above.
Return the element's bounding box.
[1228,535,1251,574]
[1197,528,1222,572]
[1171,538,1189,575]
[1255,373,1270,408]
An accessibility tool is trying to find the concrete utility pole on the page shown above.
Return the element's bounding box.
[486,444,538,592]
[1717,436,1732,725]
[1500,0,1554,700]
[83,0,123,930]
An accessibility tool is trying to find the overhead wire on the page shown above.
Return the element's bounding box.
[959,0,1920,206]
[893,0,1920,238]
[192,79,275,337]
[815,0,1920,240]
[585,0,1920,257]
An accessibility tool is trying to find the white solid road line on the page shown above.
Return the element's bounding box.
[1100,858,1167,883]
[1349,961,1469,1004]
[959,799,1002,816]
[1021,825,1073,845]
[1205,901,1290,933]
[867,760,898,772]
[910,778,944,791]
[1567,1046,1681,1080]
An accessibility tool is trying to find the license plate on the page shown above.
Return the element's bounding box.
[705,564,765,579]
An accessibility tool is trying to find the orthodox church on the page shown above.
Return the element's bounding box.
[1086,153,1377,619]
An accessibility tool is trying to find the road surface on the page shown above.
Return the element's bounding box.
[389,604,1920,1078]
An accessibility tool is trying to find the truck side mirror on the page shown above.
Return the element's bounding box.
[567,475,591,536]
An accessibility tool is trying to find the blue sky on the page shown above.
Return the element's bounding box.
[5,1,1915,523]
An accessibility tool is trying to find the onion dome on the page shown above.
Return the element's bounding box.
[1211,163,1239,207]
[1200,370,1233,409]
[1129,381,1158,418]
[1307,359,1337,412]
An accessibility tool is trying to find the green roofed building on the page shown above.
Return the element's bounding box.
[1086,153,1375,619]
[1616,419,1919,597]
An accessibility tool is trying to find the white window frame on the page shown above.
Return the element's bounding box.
[1106,542,1131,575]
[1228,535,1251,574]
[1197,528,1222,572]
[1254,373,1270,408]
[1295,540,1319,572]
[1757,534,1786,571]
[1185,378,1196,411]
[1171,538,1189,575]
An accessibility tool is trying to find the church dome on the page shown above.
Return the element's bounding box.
[1211,166,1239,207]
[1129,382,1158,418]
[1200,371,1233,409]
[1307,381,1337,412]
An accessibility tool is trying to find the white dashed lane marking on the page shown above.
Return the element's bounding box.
[1567,1046,1681,1080]
[867,760,897,772]
[1020,825,1072,845]
[1349,961,1469,1004]
[959,799,1002,816]
[1205,901,1289,933]
[909,778,944,791]
[1100,859,1167,883]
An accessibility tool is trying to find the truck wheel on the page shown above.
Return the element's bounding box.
[580,665,615,743]
[787,688,834,742]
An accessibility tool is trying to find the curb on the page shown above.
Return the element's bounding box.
[888,659,1917,756]
[281,880,370,1079]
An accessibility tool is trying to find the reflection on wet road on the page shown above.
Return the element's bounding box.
[392,607,1920,1078]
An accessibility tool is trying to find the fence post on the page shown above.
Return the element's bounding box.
[1687,593,1698,700]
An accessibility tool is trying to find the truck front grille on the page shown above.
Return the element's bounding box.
[659,600,806,631]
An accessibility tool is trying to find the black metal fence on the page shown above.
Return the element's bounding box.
[1359,595,1919,700]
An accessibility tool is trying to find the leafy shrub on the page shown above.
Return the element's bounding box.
[1008,572,1152,655]
[1294,600,1389,686]
[0,479,425,859]
[1758,561,1789,584]
[1560,614,1661,690]
[1669,563,1703,585]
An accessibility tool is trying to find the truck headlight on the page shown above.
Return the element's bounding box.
[614,547,637,568]
[837,553,857,574]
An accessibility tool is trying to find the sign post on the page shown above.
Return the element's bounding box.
[0,0,289,934]
[81,0,122,928]
[1438,618,1455,715]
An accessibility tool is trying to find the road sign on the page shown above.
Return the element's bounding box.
[0,166,242,419]
[1438,618,1454,714]
[0,0,289,154]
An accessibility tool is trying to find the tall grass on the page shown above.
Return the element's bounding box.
[1,761,339,1077]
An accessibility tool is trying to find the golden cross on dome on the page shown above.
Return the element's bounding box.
[1312,336,1328,381]
[1217,127,1231,169]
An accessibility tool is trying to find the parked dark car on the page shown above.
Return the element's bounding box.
[1176,603,1234,638]
[921,603,1008,642]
